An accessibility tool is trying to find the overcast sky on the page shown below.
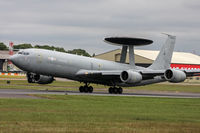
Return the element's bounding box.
[0,0,200,55]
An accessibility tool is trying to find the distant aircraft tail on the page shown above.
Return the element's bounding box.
[148,34,176,70]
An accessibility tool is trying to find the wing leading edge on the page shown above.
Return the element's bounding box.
[76,69,166,77]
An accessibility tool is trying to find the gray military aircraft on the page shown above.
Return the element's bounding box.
[10,34,200,94]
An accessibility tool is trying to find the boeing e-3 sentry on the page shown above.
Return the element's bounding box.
[10,34,200,94]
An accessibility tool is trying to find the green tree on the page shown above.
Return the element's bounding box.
[13,43,91,57]
[0,42,8,50]
[67,49,91,57]
[34,45,52,50]
[55,47,66,53]
[13,44,33,49]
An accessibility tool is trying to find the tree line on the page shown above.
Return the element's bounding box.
[0,42,91,57]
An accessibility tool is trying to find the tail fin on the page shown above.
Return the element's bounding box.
[148,34,176,70]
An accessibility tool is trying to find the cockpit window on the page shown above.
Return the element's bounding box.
[18,51,29,55]
[24,52,29,55]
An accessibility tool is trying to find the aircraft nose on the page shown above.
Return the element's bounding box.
[9,54,18,64]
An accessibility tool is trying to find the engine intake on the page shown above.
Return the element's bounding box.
[164,69,186,83]
[120,70,142,84]
[27,73,54,84]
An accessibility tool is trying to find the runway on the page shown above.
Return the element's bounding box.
[0,89,200,99]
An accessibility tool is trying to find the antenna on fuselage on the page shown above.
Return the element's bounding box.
[104,37,153,66]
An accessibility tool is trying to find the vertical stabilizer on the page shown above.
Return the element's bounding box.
[148,34,176,70]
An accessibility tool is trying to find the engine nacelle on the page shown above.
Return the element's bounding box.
[164,69,186,83]
[120,70,142,84]
[34,74,54,84]
[27,73,54,84]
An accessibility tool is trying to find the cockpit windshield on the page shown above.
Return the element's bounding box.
[17,51,29,55]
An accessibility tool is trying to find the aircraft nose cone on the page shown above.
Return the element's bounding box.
[9,55,17,64]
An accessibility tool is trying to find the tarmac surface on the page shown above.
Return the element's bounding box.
[0,89,200,99]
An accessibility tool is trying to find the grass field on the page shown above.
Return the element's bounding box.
[0,95,200,133]
[0,79,200,132]
[0,79,200,93]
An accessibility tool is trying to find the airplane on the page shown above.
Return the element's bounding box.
[9,34,200,94]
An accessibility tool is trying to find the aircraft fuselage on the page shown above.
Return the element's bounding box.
[10,48,164,87]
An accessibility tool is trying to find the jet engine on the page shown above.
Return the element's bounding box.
[164,69,186,83]
[120,70,142,84]
[27,73,54,84]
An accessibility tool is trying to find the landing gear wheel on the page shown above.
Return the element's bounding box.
[118,87,123,94]
[79,86,84,92]
[109,87,113,94]
[79,83,94,93]
[114,87,118,94]
[28,78,33,83]
[83,85,89,93]
[108,87,123,94]
[88,86,93,93]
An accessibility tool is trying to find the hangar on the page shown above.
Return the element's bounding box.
[95,49,200,69]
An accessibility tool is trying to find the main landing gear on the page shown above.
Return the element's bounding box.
[108,87,123,94]
[79,84,93,93]
[79,83,123,94]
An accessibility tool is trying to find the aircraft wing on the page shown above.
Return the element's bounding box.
[75,69,123,84]
[139,70,164,76]
[75,69,169,86]
[184,69,200,76]
[142,69,200,77]
[76,69,122,77]
[76,69,200,83]
[75,69,165,79]
[141,69,200,77]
